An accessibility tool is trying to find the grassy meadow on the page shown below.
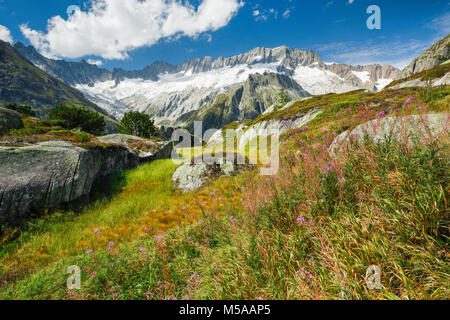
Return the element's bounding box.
[0,86,448,300]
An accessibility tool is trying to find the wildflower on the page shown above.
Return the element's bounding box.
[183,295,191,300]
[167,297,177,300]
[336,113,341,118]
[190,273,200,281]
[94,228,100,234]
[377,111,386,118]
[186,237,192,242]
[229,216,236,224]
[91,272,97,277]
[416,106,422,111]
[210,191,215,197]
[299,139,304,145]
[241,187,246,192]
[86,249,93,255]
[326,162,334,173]
[404,97,415,105]
[296,268,313,280]
[154,235,162,242]
[300,125,309,132]
[182,206,187,210]
[109,241,115,247]
[322,127,329,134]
[296,216,306,224]
[140,247,146,253]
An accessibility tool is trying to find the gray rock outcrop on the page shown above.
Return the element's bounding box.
[396,34,450,80]
[0,135,174,225]
[330,113,450,155]
[172,153,254,192]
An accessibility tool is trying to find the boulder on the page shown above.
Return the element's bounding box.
[330,113,450,155]
[0,141,142,225]
[96,134,174,160]
[238,108,322,149]
[172,153,255,192]
[0,107,23,135]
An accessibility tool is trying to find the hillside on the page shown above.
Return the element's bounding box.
[0,83,448,300]
[175,72,310,134]
[0,41,111,119]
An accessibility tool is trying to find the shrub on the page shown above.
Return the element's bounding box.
[4,104,36,117]
[276,88,292,108]
[48,105,105,135]
[119,111,157,138]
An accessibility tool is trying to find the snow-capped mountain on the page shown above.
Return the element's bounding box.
[15,43,399,124]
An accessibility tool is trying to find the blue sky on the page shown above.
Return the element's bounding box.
[0,0,449,70]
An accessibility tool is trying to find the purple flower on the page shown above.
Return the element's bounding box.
[186,237,192,242]
[229,216,236,224]
[322,127,329,134]
[167,297,177,300]
[190,273,200,281]
[109,241,115,247]
[377,111,386,118]
[416,106,422,111]
[154,235,162,242]
[300,125,309,132]
[404,97,415,105]
[140,247,146,253]
[296,216,306,224]
[296,268,313,280]
[86,249,93,255]
[326,161,336,173]
[94,228,100,234]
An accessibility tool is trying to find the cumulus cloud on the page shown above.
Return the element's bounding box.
[0,24,13,44]
[20,0,244,60]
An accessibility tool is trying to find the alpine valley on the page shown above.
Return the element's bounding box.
[14,43,399,132]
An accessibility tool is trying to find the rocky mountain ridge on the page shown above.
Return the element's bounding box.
[396,34,450,80]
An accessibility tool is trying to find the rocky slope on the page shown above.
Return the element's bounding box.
[16,44,399,123]
[396,34,450,80]
[173,72,310,134]
[0,40,109,119]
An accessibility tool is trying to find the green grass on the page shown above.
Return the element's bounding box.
[0,86,448,300]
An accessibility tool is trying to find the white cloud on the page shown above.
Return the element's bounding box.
[282,9,291,19]
[87,59,103,66]
[0,24,13,44]
[427,11,450,34]
[20,0,244,60]
[315,38,435,68]
[348,0,355,4]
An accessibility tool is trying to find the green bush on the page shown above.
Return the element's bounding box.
[48,105,105,136]
[4,104,36,117]
[119,111,157,138]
